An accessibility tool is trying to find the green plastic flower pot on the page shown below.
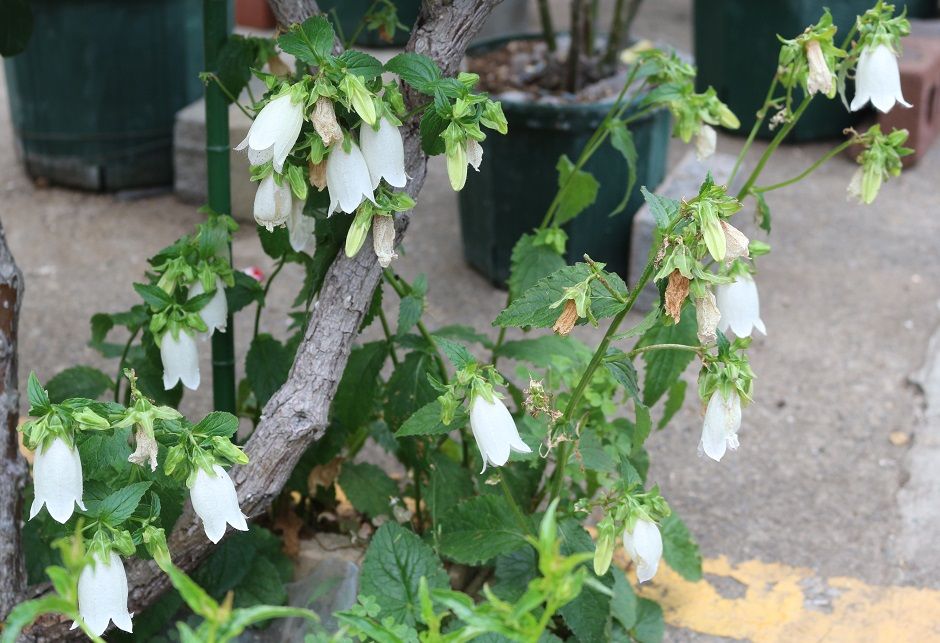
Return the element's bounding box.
[3,0,212,191]
[458,35,671,287]
[693,0,937,142]
[317,0,420,48]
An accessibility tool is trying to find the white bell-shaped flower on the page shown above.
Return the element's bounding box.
[29,436,85,523]
[623,519,663,583]
[469,395,532,473]
[161,329,200,391]
[850,44,911,113]
[359,117,407,189]
[716,274,766,338]
[188,276,228,336]
[235,93,304,173]
[695,124,716,160]
[700,389,742,462]
[253,173,292,232]
[190,464,249,544]
[325,141,376,216]
[74,552,133,636]
[287,198,316,254]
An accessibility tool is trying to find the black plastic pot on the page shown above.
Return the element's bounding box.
[458,36,671,286]
[694,0,938,142]
[318,0,420,48]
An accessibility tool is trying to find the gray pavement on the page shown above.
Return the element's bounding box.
[3,1,940,640]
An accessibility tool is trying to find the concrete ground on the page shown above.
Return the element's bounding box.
[4,1,940,641]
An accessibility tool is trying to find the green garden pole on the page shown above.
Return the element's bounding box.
[204,0,237,412]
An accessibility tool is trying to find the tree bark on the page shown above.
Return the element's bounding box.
[0,219,26,621]
[23,0,502,638]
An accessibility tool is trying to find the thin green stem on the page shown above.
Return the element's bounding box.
[203,73,254,119]
[736,95,813,202]
[382,270,448,383]
[490,326,508,367]
[500,475,534,535]
[584,254,628,304]
[377,307,400,366]
[113,327,141,402]
[627,343,703,358]
[253,259,285,338]
[753,139,855,193]
[537,0,557,52]
[729,76,780,185]
[344,0,382,48]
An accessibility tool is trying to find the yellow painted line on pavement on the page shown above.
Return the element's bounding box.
[633,556,940,642]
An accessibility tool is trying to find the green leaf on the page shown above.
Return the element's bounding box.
[610,569,638,629]
[227,269,265,313]
[397,294,424,337]
[338,50,384,78]
[492,547,537,601]
[385,352,439,430]
[276,15,334,65]
[424,453,474,525]
[1,595,74,643]
[632,598,665,643]
[215,35,263,104]
[496,335,591,368]
[385,53,442,93]
[608,121,638,217]
[79,428,133,482]
[638,305,698,407]
[557,519,613,642]
[494,264,627,329]
[92,481,152,525]
[554,155,599,225]
[640,186,680,230]
[633,403,651,455]
[395,400,468,438]
[432,336,474,370]
[0,0,33,58]
[755,189,772,233]
[661,513,702,581]
[232,556,288,608]
[359,522,450,626]
[333,342,387,430]
[245,334,293,408]
[508,234,566,301]
[433,324,493,349]
[46,366,113,403]
[193,411,239,438]
[419,109,448,156]
[438,495,529,565]
[338,461,400,519]
[133,283,173,309]
[658,380,687,429]
[604,348,639,399]
[27,372,50,413]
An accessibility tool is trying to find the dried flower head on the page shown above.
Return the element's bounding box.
[664,270,690,323]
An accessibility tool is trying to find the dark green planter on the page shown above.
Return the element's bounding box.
[318,0,419,48]
[694,0,938,142]
[4,0,210,191]
[458,37,671,287]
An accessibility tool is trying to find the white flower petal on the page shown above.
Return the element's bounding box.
[325,141,376,216]
[253,174,292,231]
[701,389,742,462]
[161,330,200,391]
[624,519,662,583]
[851,44,911,113]
[716,274,766,338]
[469,396,528,472]
[189,276,228,336]
[360,118,407,189]
[77,552,133,636]
[191,465,249,544]
[241,94,304,162]
[30,437,84,523]
[695,124,716,160]
[287,199,316,254]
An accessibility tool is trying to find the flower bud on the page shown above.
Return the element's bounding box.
[345,205,373,258]
[373,214,398,267]
[340,74,377,127]
[623,519,663,583]
[190,464,249,543]
[594,520,617,576]
[311,97,344,148]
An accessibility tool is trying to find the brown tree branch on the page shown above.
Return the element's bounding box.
[0,217,26,621]
[23,0,502,638]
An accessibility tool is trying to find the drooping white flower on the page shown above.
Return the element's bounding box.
[469,395,532,473]
[721,221,749,261]
[325,141,376,216]
[188,276,228,336]
[235,93,304,173]
[360,117,407,189]
[161,329,200,391]
[716,274,766,337]
[287,198,316,254]
[805,39,834,97]
[623,519,663,583]
[850,44,911,113]
[695,124,716,160]
[74,552,133,636]
[29,437,85,523]
[700,389,742,462]
[253,173,292,232]
[190,464,249,544]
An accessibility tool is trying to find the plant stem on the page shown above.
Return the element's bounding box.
[500,475,534,535]
[736,95,812,202]
[584,255,627,303]
[627,343,702,358]
[537,0,557,52]
[344,0,382,49]
[253,259,285,338]
[113,328,141,402]
[565,0,587,93]
[203,73,255,119]
[490,326,508,367]
[603,0,642,67]
[729,76,780,185]
[377,307,400,366]
[753,139,855,193]
[382,270,448,383]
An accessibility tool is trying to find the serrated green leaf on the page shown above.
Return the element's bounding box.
[338,49,384,78]
[555,155,599,225]
[419,109,448,156]
[226,270,265,313]
[194,411,239,438]
[385,352,439,430]
[359,522,449,626]
[611,568,638,629]
[432,324,493,349]
[397,294,424,337]
[658,380,687,429]
[246,334,292,408]
[508,234,567,301]
[494,264,627,329]
[385,52,442,93]
[557,519,613,642]
[395,400,468,438]
[439,495,529,565]
[277,15,334,65]
[46,366,112,404]
[496,335,591,368]
[660,513,702,581]
[640,186,680,230]
[92,481,152,525]
[632,598,665,643]
[604,348,639,399]
[134,283,173,309]
[338,461,400,519]
[216,35,264,104]
[637,305,698,407]
[432,336,474,370]
[26,373,49,414]
[424,453,473,525]
[333,342,387,430]
[633,403,651,455]
[608,121,638,217]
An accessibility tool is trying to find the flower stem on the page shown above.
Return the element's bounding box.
[500,475,534,535]
[753,138,855,193]
[377,307,400,366]
[343,0,382,49]
[114,327,141,402]
[253,258,286,339]
[584,254,628,304]
[627,342,703,358]
[382,270,448,383]
[202,72,255,119]
[729,76,780,185]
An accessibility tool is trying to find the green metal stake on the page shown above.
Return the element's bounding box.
[204,0,237,413]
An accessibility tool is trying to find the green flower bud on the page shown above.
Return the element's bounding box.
[345,203,374,258]
[480,100,508,135]
[593,519,617,576]
[340,74,376,127]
